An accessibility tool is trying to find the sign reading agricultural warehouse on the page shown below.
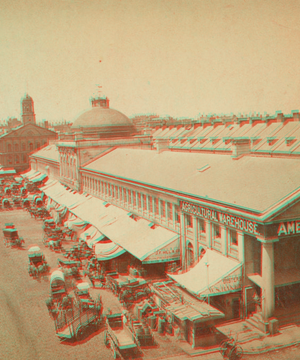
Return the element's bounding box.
[181,201,261,236]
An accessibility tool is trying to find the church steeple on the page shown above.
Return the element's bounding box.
[21,94,36,125]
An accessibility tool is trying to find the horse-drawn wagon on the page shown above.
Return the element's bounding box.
[28,246,49,277]
[104,313,139,359]
[2,223,24,247]
[50,270,67,300]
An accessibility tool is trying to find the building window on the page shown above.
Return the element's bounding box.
[22,154,26,163]
[175,210,180,223]
[14,144,19,152]
[7,144,12,152]
[212,223,221,238]
[29,143,33,151]
[128,189,131,205]
[168,203,173,220]
[187,242,194,268]
[229,229,238,246]
[198,219,205,233]
[228,229,238,258]
[15,155,20,164]
[154,197,159,215]
[8,155,12,164]
[22,143,26,151]
[161,201,166,218]
[212,223,221,251]
[149,196,153,213]
[36,142,40,149]
[186,214,192,228]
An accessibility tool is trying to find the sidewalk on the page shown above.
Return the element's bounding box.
[217,320,300,355]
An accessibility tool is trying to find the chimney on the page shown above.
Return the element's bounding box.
[292,110,299,121]
[276,111,284,122]
[154,138,170,153]
[231,138,251,159]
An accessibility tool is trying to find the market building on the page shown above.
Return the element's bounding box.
[27,99,300,336]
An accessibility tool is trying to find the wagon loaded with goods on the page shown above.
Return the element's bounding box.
[54,282,103,341]
[28,246,49,277]
[104,313,139,359]
[2,223,24,247]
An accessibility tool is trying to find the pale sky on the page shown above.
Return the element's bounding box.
[0,0,300,123]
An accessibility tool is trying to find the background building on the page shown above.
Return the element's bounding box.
[0,95,56,173]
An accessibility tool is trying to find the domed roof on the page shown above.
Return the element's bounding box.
[72,107,132,128]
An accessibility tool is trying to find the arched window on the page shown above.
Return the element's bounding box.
[36,142,40,149]
[22,154,27,163]
[15,155,20,164]
[29,143,33,151]
[14,144,19,152]
[22,143,26,151]
[7,144,12,152]
[8,155,12,164]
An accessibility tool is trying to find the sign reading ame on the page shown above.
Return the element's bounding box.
[181,201,260,236]
[277,221,300,236]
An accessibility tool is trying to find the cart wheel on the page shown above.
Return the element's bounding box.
[111,341,118,359]
[220,340,228,356]
[233,345,243,360]
[228,345,242,360]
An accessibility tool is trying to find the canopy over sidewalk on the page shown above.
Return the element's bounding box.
[72,197,179,262]
[168,249,242,298]
[94,240,126,260]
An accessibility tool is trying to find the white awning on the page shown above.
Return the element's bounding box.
[79,225,106,248]
[94,240,126,261]
[21,169,37,178]
[169,249,242,297]
[72,198,178,262]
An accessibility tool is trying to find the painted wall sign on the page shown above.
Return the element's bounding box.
[181,201,261,236]
[200,267,242,297]
[143,238,180,263]
[277,221,300,236]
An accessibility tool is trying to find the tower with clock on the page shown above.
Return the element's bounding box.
[21,94,36,125]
